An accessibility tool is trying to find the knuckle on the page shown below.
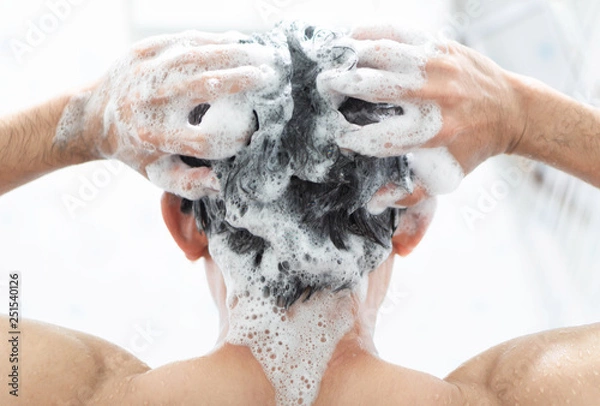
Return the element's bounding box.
[136,127,154,142]
[435,58,461,75]
[444,40,462,55]
[441,80,466,105]
[184,50,208,67]
[133,46,158,60]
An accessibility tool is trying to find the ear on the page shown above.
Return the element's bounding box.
[161,192,209,261]
[392,198,436,257]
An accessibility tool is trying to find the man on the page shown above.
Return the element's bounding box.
[1,25,599,405]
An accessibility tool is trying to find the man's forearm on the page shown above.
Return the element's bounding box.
[0,94,93,196]
[510,74,600,187]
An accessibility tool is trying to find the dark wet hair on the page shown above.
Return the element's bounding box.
[180,23,412,309]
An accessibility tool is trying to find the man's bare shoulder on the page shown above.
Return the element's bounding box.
[0,315,274,405]
[130,346,464,406]
[3,316,599,405]
[123,343,276,405]
[445,322,600,406]
[316,353,464,406]
[0,315,149,405]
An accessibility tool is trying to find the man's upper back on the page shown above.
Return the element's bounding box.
[3,317,599,405]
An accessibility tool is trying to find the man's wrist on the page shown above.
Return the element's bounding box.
[53,84,102,166]
[502,71,537,158]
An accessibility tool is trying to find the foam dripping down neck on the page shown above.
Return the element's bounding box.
[185,22,424,406]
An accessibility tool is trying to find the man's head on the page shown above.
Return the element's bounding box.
[160,23,437,405]
[162,22,433,310]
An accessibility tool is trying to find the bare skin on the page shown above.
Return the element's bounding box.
[338,25,600,208]
[1,28,600,405]
[0,30,276,199]
[0,93,83,196]
[1,255,599,405]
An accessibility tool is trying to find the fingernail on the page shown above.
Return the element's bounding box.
[206,171,221,192]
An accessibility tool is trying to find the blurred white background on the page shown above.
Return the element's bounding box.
[0,0,599,378]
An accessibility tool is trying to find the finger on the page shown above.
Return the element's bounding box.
[335,101,442,156]
[145,155,220,200]
[351,25,432,46]
[158,65,274,104]
[132,30,249,59]
[160,43,277,73]
[319,68,425,103]
[367,183,408,214]
[136,85,259,159]
[408,147,464,195]
[150,100,257,159]
[366,182,429,214]
[129,107,209,158]
[188,66,273,101]
[188,97,257,159]
[148,124,209,157]
[352,39,428,72]
[394,183,429,206]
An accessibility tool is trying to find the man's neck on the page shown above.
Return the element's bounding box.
[204,255,389,405]
[223,287,376,405]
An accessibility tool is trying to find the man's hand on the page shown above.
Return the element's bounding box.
[320,25,528,209]
[57,30,279,199]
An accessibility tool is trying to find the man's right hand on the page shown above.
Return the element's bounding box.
[325,24,600,211]
[321,25,530,209]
